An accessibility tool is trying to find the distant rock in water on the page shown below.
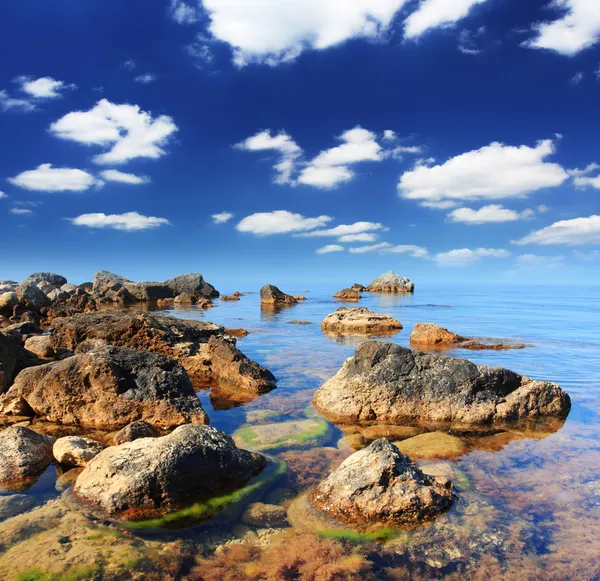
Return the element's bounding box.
[321,307,402,335]
[73,424,268,519]
[0,426,55,486]
[313,340,571,426]
[260,284,299,307]
[310,439,454,527]
[164,273,219,298]
[351,283,366,292]
[333,288,361,302]
[221,295,240,301]
[367,271,414,294]
[410,323,528,351]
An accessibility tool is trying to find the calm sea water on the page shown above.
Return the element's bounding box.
[2,283,600,579]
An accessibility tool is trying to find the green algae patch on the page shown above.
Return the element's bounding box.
[317,527,397,544]
[17,565,99,581]
[123,459,287,532]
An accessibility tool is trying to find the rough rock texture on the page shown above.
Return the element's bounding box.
[113,421,159,445]
[410,323,527,351]
[165,273,219,298]
[0,292,18,316]
[53,436,107,467]
[260,285,298,306]
[0,426,55,485]
[92,271,129,296]
[24,335,54,359]
[21,273,68,288]
[48,311,276,393]
[16,282,50,311]
[351,283,366,292]
[321,307,402,334]
[0,333,43,395]
[333,288,361,302]
[310,439,454,526]
[123,281,173,301]
[1,343,208,428]
[221,295,240,301]
[313,341,571,426]
[242,502,288,528]
[47,289,70,303]
[173,292,197,304]
[73,424,268,518]
[367,271,415,294]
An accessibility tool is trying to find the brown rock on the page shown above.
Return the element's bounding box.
[333,288,361,302]
[321,307,402,335]
[24,335,54,359]
[225,328,249,338]
[53,436,107,467]
[0,426,55,486]
[113,420,159,445]
[221,295,240,301]
[260,285,298,306]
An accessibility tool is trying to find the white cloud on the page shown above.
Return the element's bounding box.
[9,208,33,216]
[447,204,535,224]
[134,73,158,84]
[383,130,397,141]
[524,0,600,56]
[235,130,302,185]
[123,60,136,70]
[69,212,170,231]
[399,139,568,203]
[0,191,6,199]
[383,244,430,258]
[338,232,379,243]
[435,247,510,266]
[349,242,392,254]
[404,0,488,39]
[99,169,150,185]
[420,200,458,210]
[9,164,102,192]
[516,254,565,267]
[296,221,385,238]
[538,204,551,213]
[0,90,36,112]
[570,71,584,85]
[49,99,178,165]
[568,162,600,176]
[236,210,332,236]
[458,26,486,54]
[514,215,600,245]
[298,127,386,189]
[199,0,408,66]
[316,244,344,254]
[212,211,234,224]
[574,174,600,189]
[16,76,76,99]
[186,37,215,65]
[170,0,198,24]
[392,145,424,158]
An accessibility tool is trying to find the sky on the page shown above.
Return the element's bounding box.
[1,0,599,287]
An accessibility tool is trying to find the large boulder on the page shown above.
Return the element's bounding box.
[73,424,268,518]
[21,273,68,288]
[0,343,208,428]
[92,270,130,296]
[165,273,219,298]
[16,281,50,311]
[48,311,276,393]
[260,285,298,307]
[53,436,106,467]
[313,341,571,426]
[321,307,402,335]
[0,292,18,316]
[333,288,361,302]
[123,281,173,302]
[310,439,454,526]
[0,426,55,486]
[0,333,42,395]
[366,271,414,294]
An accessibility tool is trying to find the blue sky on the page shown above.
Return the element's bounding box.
[1,0,599,286]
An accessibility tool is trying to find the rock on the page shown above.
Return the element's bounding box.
[1,343,208,428]
[196,298,215,309]
[313,341,571,426]
[0,292,18,315]
[113,420,159,445]
[73,424,268,518]
[48,311,276,393]
[0,426,55,486]
[36,281,56,296]
[174,292,197,304]
[19,311,40,325]
[225,328,249,338]
[351,283,366,292]
[393,432,468,461]
[103,286,136,304]
[0,333,42,395]
[3,322,43,344]
[92,270,129,296]
[310,439,454,526]
[46,289,70,303]
[60,284,78,294]
[260,285,298,307]
[321,307,402,335]
[366,271,414,294]
[0,494,37,520]
[333,288,361,302]
[21,273,68,288]
[165,273,219,298]
[123,281,173,302]
[79,282,93,292]
[16,282,50,311]
[221,295,240,301]
[53,436,107,467]
[24,335,54,358]
[289,320,312,325]
[233,291,244,297]
[242,503,288,528]
[410,323,528,351]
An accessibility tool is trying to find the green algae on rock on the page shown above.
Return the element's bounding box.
[393,432,469,461]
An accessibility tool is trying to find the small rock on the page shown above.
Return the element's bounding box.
[221,295,240,301]
[53,436,107,467]
[366,271,414,294]
[113,421,159,445]
[174,292,197,304]
[333,288,361,302]
[225,328,249,338]
[24,336,54,359]
[242,502,288,528]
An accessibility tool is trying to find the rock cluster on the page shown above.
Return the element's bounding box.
[410,323,527,351]
[313,340,571,426]
[367,271,415,294]
[321,307,402,335]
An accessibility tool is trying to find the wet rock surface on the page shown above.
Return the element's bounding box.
[74,424,268,518]
[242,502,288,528]
[367,271,415,294]
[321,307,403,335]
[260,284,299,306]
[53,436,107,467]
[333,288,361,302]
[310,439,454,526]
[0,426,55,486]
[313,340,571,426]
[112,420,159,445]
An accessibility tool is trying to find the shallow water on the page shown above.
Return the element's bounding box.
[2,283,600,579]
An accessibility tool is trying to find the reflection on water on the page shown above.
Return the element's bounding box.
[1,284,600,579]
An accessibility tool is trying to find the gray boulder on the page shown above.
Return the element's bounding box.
[313,341,571,426]
[36,281,57,296]
[310,439,454,526]
[165,273,219,298]
[53,436,107,467]
[16,281,50,311]
[47,289,70,303]
[122,281,173,301]
[367,271,415,294]
[60,284,78,294]
[0,426,55,486]
[21,273,67,288]
[73,424,268,518]
[92,270,129,295]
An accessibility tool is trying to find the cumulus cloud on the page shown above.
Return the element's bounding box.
[69,212,170,231]
[524,0,600,56]
[295,221,386,238]
[9,208,33,216]
[398,139,568,203]
[0,90,36,112]
[236,210,332,236]
[571,162,600,189]
[49,99,178,165]
[420,200,458,210]
[198,0,408,66]
[404,0,489,39]
[435,247,510,266]
[514,215,600,245]
[99,169,150,185]
[338,233,379,243]
[134,73,158,84]
[383,130,397,141]
[15,76,76,99]
[170,0,198,24]
[316,244,344,254]
[212,211,234,224]
[447,204,535,224]
[9,164,102,192]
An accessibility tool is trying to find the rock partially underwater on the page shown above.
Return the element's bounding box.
[321,307,402,336]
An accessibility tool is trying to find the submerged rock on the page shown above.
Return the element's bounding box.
[48,311,276,393]
[393,432,468,461]
[113,420,159,445]
[367,271,415,294]
[313,341,571,426]
[0,426,55,486]
[260,285,298,307]
[1,343,208,428]
[73,424,268,518]
[321,307,402,335]
[333,288,361,302]
[53,436,107,467]
[410,323,527,351]
[243,502,288,528]
[310,439,454,526]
